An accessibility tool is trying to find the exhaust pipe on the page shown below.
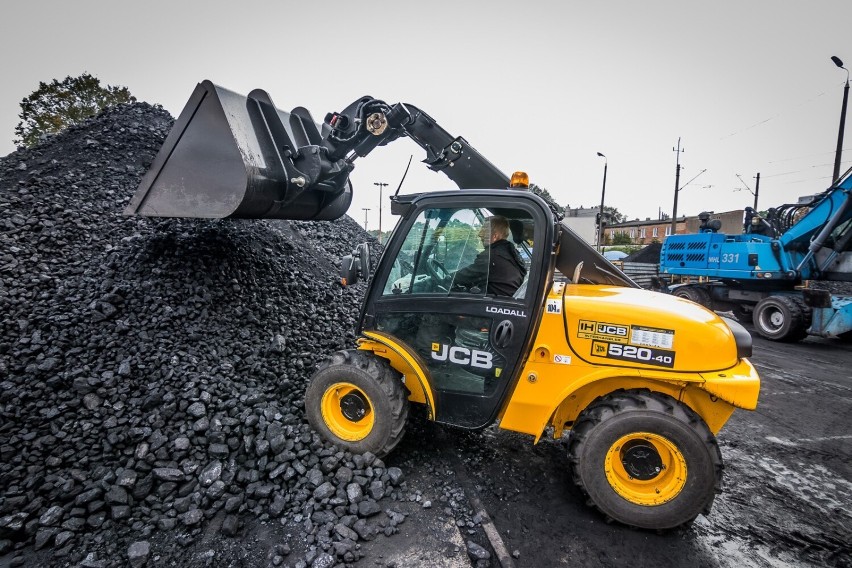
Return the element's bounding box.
[124,80,352,221]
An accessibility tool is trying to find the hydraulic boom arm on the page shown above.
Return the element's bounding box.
[125,81,508,221]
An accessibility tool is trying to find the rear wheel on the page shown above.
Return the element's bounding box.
[790,296,813,332]
[568,390,722,530]
[306,350,409,457]
[752,295,807,341]
[672,285,712,308]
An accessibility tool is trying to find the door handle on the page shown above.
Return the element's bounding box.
[494,320,514,348]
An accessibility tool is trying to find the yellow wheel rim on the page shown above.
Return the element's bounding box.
[320,382,374,441]
[604,432,687,506]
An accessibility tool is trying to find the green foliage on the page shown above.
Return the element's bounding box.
[606,245,642,255]
[529,183,563,213]
[611,232,633,245]
[602,206,625,224]
[14,73,136,147]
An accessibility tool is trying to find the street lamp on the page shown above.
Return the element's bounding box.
[361,208,370,232]
[373,182,388,243]
[832,55,849,184]
[596,152,607,251]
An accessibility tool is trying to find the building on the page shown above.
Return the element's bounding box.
[683,210,745,234]
[604,217,682,246]
[561,206,600,245]
[604,209,744,245]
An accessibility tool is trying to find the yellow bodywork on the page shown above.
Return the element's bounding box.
[357,330,436,419]
[359,282,760,442]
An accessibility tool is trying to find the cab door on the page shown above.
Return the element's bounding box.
[360,191,553,429]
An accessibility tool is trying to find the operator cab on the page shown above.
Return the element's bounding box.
[360,190,555,429]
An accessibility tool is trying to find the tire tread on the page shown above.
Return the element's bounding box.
[308,349,409,457]
[567,389,722,529]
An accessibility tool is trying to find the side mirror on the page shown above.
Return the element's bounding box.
[340,242,372,286]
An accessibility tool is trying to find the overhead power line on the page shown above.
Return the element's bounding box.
[720,89,830,140]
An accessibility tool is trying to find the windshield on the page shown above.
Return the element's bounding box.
[382,206,533,299]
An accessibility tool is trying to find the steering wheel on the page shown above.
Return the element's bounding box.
[425,258,451,291]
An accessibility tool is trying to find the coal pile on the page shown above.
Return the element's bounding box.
[0,104,411,567]
[622,242,661,264]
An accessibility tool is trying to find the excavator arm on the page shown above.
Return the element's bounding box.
[125,81,508,221]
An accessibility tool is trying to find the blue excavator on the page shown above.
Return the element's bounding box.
[658,171,852,341]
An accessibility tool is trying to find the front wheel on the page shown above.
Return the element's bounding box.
[568,390,722,530]
[306,350,409,457]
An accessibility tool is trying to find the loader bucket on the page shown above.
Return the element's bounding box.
[124,80,352,221]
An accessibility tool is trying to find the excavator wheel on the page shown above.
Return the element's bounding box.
[306,350,409,458]
[789,296,813,333]
[672,285,712,308]
[752,295,808,342]
[567,390,722,530]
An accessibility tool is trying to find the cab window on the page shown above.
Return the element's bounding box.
[381,207,532,300]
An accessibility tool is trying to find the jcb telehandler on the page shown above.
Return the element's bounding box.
[127,81,760,530]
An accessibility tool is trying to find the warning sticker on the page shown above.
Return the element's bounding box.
[553,354,571,365]
[630,326,675,349]
[546,299,562,315]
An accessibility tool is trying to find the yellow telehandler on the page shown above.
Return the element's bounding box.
[127,81,760,530]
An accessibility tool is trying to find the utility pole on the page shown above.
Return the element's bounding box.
[831,56,849,183]
[736,173,760,210]
[373,182,388,243]
[754,172,760,210]
[361,208,370,232]
[671,137,684,235]
[596,153,607,251]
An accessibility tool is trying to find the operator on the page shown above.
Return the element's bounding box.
[453,216,527,296]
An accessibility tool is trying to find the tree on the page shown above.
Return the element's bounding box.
[602,206,625,225]
[611,232,633,245]
[528,183,564,214]
[14,73,136,147]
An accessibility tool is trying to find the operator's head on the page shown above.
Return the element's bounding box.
[478,216,510,245]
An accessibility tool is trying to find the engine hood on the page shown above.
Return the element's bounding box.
[562,285,742,373]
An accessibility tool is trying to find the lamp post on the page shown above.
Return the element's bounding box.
[596,152,607,251]
[361,208,370,232]
[373,182,388,243]
[832,56,849,184]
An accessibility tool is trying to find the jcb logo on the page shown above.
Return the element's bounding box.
[431,343,493,369]
[596,323,627,336]
[592,341,608,355]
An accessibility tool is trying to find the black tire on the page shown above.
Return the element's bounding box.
[752,295,807,341]
[568,390,722,530]
[672,285,712,308]
[790,296,813,333]
[306,350,409,457]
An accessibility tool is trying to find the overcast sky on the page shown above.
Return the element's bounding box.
[2,0,851,230]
